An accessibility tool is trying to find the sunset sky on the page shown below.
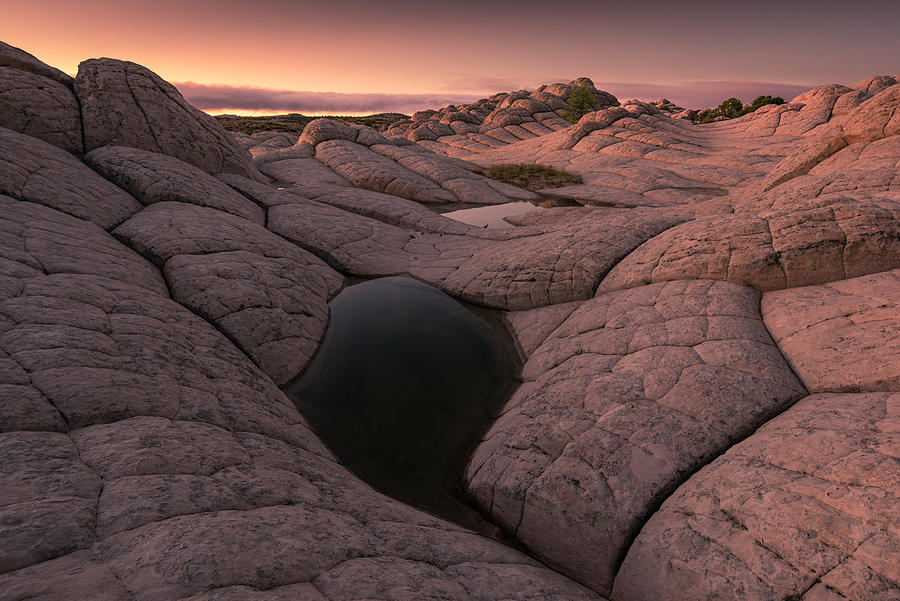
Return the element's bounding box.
[4,0,899,114]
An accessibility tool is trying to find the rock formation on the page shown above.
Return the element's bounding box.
[0,40,897,600]
[75,58,261,179]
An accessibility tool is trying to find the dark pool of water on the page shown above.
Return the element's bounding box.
[283,276,521,532]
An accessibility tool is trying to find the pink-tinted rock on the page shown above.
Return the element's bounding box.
[86,145,266,224]
[0,128,141,229]
[114,202,342,385]
[465,279,805,594]
[0,42,72,87]
[0,432,100,571]
[0,195,166,294]
[762,269,900,392]
[315,139,457,204]
[843,84,900,143]
[0,67,83,154]
[505,301,585,357]
[599,196,900,293]
[75,58,259,178]
[432,208,685,310]
[614,392,900,601]
[0,551,133,601]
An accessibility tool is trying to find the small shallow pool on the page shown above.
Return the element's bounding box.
[442,201,544,228]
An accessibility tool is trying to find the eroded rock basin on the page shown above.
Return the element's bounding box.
[283,276,522,532]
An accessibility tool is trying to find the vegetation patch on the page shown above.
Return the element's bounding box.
[695,95,785,124]
[216,112,409,134]
[483,163,583,190]
[562,85,598,123]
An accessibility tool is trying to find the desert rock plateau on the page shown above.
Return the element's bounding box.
[0,40,898,600]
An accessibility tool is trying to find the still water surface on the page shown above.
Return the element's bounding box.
[283,276,521,531]
[442,201,543,228]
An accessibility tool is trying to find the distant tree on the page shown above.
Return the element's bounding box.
[719,97,744,118]
[562,85,598,123]
[746,95,785,113]
[694,94,786,124]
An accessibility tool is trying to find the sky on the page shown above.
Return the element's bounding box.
[4,0,899,114]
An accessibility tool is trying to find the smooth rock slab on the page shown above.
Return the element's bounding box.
[259,156,354,197]
[0,127,141,229]
[86,146,266,225]
[114,202,343,385]
[75,58,258,178]
[311,186,475,235]
[465,279,806,594]
[762,269,900,392]
[613,392,900,601]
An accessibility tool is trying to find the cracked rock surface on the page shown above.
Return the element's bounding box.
[0,66,83,155]
[0,204,601,601]
[762,269,900,393]
[2,44,899,600]
[0,128,141,229]
[465,280,806,594]
[74,58,259,178]
[86,146,266,225]
[113,202,344,386]
[613,391,900,601]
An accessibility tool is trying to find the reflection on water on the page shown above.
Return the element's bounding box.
[443,201,543,228]
[283,277,521,532]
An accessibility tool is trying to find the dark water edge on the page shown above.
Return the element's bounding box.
[283,276,523,536]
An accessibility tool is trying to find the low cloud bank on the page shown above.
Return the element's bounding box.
[177,80,814,115]
[176,82,481,115]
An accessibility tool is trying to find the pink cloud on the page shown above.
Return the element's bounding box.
[175,82,482,115]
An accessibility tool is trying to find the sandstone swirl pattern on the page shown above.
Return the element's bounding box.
[0,41,898,600]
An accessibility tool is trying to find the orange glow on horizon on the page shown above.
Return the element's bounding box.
[4,1,897,113]
[206,109,390,118]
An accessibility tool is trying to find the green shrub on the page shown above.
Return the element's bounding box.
[216,112,409,135]
[483,163,583,190]
[719,97,744,118]
[746,95,785,112]
[562,85,598,124]
[694,94,786,124]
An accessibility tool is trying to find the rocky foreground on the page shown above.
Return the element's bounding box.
[0,41,898,600]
